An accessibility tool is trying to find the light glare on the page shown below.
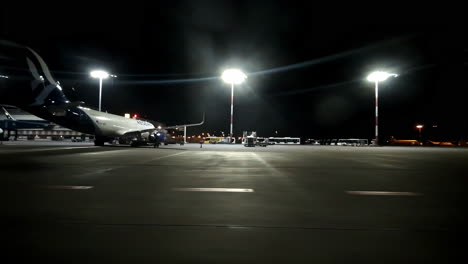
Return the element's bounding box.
[221,69,246,85]
[367,71,398,82]
[90,70,109,79]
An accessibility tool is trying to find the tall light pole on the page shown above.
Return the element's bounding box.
[221,69,246,143]
[416,124,423,144]
[90,70,117,112]
[367,71,398,145]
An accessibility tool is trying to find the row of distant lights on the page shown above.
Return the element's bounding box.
[416,124,438,129]
[185,136,243,139]
[1,70,394,82]
[0,71,117,80]
[90,69,394,83]
[90,69,245,83]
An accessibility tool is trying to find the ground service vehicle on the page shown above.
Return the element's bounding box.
[268,137,301,144]
[204,137,225,144]
[244,136,256,147]
[256,137,268,147]
[336,139,368,146]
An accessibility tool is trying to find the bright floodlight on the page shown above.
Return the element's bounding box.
[367,71,398,82]
[416,125,423,129]
[221,69,246,85]
[90,70,109,79]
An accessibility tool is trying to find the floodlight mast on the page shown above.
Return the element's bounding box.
[221,69,246,143]
[367,71,398,145]
[91,70,116,111]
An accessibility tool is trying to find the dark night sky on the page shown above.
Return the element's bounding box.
[1,1,466,141]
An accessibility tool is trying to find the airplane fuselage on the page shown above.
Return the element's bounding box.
[79,107,155,137]
[21,105,155,138]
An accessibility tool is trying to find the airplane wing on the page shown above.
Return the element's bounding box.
[121,113,205,137]
[164,113,205,129]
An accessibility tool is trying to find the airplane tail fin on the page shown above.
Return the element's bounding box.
[0,40,70,108]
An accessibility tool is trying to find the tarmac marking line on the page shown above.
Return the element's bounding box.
[80,149,130,155]
[73,168,115,178]
[173,188,254,193]
[43,185,94,190]
[146,151,190,161]
[346,191,422,196]
[0,146,97,153]
[62,147,97,150]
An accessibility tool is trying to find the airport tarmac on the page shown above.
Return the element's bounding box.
[1,141,467,263]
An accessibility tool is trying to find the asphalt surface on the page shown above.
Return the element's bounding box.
[1,141,467,263]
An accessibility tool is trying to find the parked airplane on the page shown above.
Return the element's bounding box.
[0,40,203,146]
